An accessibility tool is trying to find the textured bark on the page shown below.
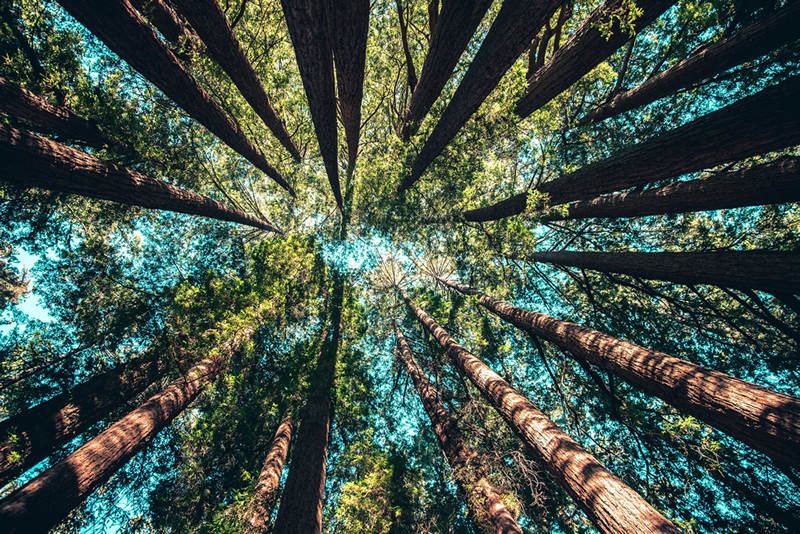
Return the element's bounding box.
[326,0,370,175]
[272,278,345,534]
[399,0,563,192]
[0,76,131,151]
[529,250,800,295]
[0,124,281,233]
[280,0,342,208]
[396,0,494,140]
[0,358,223,534]
[396,333,522,534]
[578,2,800,125]
[172,0,301,161]
[0,356,168,487]
[129,0,195,48]
[244,409,294,533]
[541,157,800,221]
[439,278,800,470]
[57,0,295,195]
[514,0,676,119]
[402,293,680,534]
[459,76,800,222]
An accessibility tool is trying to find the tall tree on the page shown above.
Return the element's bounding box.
[129,0,196,52]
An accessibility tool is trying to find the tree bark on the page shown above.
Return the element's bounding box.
[0,124,281,233]
[395,0,418,93]
[243,408,294,534]
[529,250,800,295]
[396,0,494,140]
[171,0,301,161]
[458,75,800,222]
[438,278,800,470]
[326,0,370,175]
[0,357,223,534]
[129,0,196,49]
[280,0,342,209]
[514,0,676,119]
[578,1,800,125]
[399,0,563,192]
[541,157,800,221]
[396,332,523,534]
[272,277,345,534]
[56,0,295,195]
[401,292,680,534]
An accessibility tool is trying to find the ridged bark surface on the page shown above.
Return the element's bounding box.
[0,358,223,534]
[0,123,281,233]
[440,278,800,469]
[56,0,294,195]
[402,293,680,534]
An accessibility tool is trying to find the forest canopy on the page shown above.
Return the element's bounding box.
[0,0,799,532]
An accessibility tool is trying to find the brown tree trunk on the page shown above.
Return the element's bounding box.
[326,0,370,175]
[396,0,494,140]
[542,157,800,221]
[280,0,342,208]
[401,292,680,534]
[458,76,800,222]
[129,0,196,49]
[272,277,345,534]
[529,250,800,295]
[56,0,295,196]
[243,408,294,533]
[396,332,523,534]
[438,278,800,470]
[0,124,281,233]
[395,0,418,93]
[171,0,301,161]
[0,357,223,534]
[514,0,676,119]
[578,1,800,125]
[0,355,169,487]
[399,0,563,192]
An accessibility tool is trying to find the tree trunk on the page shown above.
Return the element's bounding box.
[0,124,281,233]
[243,408,294,534]
[56,0,295,196]
[0,357,223,534]
[0,356,168,487]
[401,292,680,534]
[272,277,345,534]
[399,0,563,192]
[458,75,800,222]
[326,0,370,175]
[129,0,196,50]
[171,0,301,161]
[396,332,523,534]
[578,1,800,125]
[396,0,494,140]
[514,0,676,119]
[280,0,342,209]
[541,156,800,221]
[438,277,800,470]
[395,0,418,93]
[529,250,800,295]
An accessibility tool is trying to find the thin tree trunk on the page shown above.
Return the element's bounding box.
[172,0,301,161]
[129,0,196,49]
[0,124,281,233]
[457,75,800,222]
[272,277,345,534]
[541,156,800,221]
[529,250,800,295]
[399,0,563,192]
[396,332,523,534]
[401,291,680,534]
[427,0,439,35]
[0,357,223,534]
[280,0,342,209]
[438,277,800,470]
[243,408,294,533]
[514,0,676,119]
[56,0,295,195]
[579,1,800,125]
[395,0,418,93]
[326,0,370,175]
[551,2,573,55]
[396,0,494,140]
